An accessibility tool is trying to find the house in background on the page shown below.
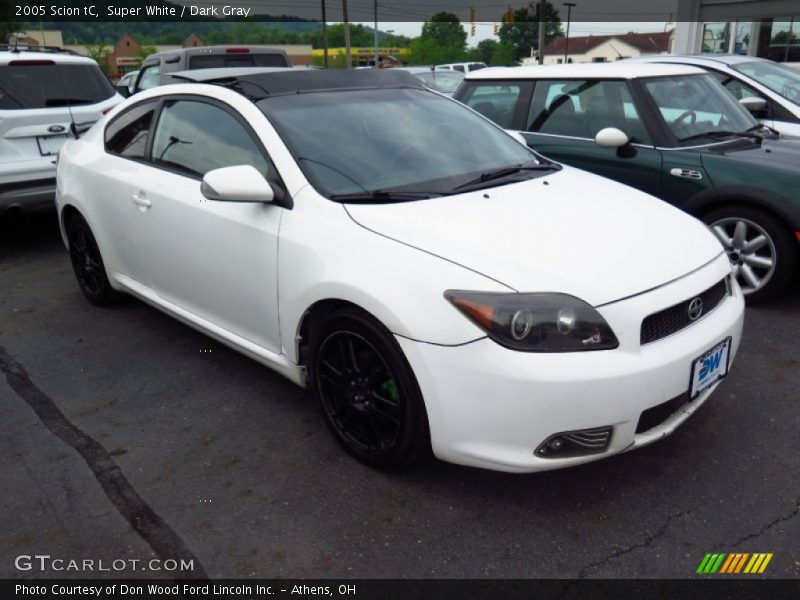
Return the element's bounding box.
[8,30,64,48]
[535,32,672,65]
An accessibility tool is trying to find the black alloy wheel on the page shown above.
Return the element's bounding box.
[310,308,430,468]
[66,214,119,306]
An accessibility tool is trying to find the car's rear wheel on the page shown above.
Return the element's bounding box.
[309,307,430,468]
[66,214,119,306]
[704,206,796,303]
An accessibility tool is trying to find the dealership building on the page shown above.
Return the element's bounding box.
[673,0,799,63]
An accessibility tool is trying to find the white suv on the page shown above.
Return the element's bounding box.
[0,47,121,215]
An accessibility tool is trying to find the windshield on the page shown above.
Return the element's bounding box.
[259,87,542,199]
[414,71,464,94]
[732,60,800,104]
[0,63,115,110]
[643,73,757,144]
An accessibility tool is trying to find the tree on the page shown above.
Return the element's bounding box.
[772,30,800,45]
[409,12,467,65]
[309,23,374,49]
[466,39,498,64]
[134,45,157,67]
[497,1,563,63]
[85,43,111,75]
[0,1,18,45]
[491,42,517,66]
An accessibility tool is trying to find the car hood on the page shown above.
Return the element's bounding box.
[345,166,723,306]
[699,136,800,171]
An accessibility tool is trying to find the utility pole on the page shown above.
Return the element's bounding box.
[374,0,379,67]
[321,0,329,68]
[563,2,576,63]
[537,0,546,64]
[343,0,352,68]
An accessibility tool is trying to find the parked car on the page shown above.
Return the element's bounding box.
[392,67,465,96]
[628,55,800,138]
[0,46,122,216]
[56,69,744,473]
[129,46,292,95]
[455,62,800,301]
[116,70,139,96]
[435,61,487,73]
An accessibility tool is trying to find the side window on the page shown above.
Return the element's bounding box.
[137,63,161,92]
[105,101,157,159]
[527,79,650,143]
[709,71,762,100]
[460,83,524,129]
[151,99,268,178]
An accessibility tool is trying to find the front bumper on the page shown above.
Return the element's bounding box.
[398,255,745,473]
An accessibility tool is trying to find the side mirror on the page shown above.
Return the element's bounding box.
[739,96,767,114]
[506,130,528,146]
[201,165,275,203]
[116,84,131,98]
[595,127,629,148]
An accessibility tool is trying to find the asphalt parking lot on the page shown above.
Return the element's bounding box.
[1,212,798,580]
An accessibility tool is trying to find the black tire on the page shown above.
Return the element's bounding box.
[309,307,431,469]
[703,206,796,303]
[66,214,120,306]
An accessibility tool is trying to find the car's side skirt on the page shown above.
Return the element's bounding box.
[112,273,305,387]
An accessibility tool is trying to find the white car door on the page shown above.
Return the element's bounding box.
[128,97,284,354]
[87,99,160,281]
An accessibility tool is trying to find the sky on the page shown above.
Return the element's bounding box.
[358,21,672,44]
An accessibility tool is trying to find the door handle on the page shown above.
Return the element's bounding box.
[131,194,152,209]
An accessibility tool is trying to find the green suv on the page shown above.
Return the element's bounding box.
[454,63,800,301]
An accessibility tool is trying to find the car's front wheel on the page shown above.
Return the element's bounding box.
[704,206,796,303]
[66,213,120,306]
[309,307,430,469]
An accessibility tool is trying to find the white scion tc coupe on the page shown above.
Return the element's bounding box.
[56,69,745,473]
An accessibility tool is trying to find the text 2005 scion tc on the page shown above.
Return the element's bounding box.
[56,70,744,473]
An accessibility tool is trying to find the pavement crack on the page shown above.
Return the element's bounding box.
[714,498,800,550]
[575,505,701,579]
[0,345,208,579]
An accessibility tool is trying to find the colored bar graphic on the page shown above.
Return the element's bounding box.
[696,554,713,574]
[718,554,735,573]
[734,553,749,573]
[758,553,773,573]
[698,552,773,574]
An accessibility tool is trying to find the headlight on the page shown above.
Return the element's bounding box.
[445,291,619,352]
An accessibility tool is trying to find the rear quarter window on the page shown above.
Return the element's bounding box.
[457,82,526,129]
[105,101,157,159]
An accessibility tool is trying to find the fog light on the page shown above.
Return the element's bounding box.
[535,426,613,458]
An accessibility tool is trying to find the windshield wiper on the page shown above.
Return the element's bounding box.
[678,130,762,143]
[450,162,561,193]
[329,190,444,203]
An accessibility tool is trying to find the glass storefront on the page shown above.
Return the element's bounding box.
[699,18,799,62]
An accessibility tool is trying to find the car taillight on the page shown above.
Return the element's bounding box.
[226,48,250,54]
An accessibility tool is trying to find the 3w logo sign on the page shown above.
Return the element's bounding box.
[698,349,723,381]
[697,552,773,574]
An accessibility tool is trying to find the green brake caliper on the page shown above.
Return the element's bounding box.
[381,379,400,402]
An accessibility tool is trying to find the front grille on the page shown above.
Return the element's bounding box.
[636,393,688,434]
[640,278,728,345]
